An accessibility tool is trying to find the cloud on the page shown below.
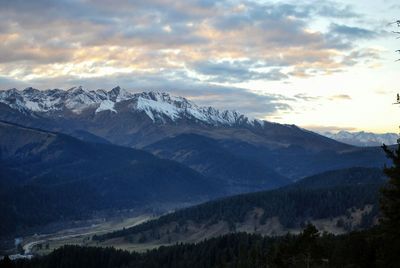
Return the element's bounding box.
[0,0,390,124]
[340,48,381,66]
[0,75,28,89]
[0,0,381,79]
[329,94,352,101]
[329,23,377,40]
[292,93,351,102]
[190,60,288,82]
[0,0,384,119]
[293,93,321,101]
[314,2,360,18]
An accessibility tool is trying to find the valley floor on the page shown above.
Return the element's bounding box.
[10,214,153,258]
[21,206,368,258]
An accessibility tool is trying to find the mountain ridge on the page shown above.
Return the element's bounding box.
[0,86,353,153]
[95,167,385,245]
[0,86,261,127]
[322,130,399,147]
[145,133,291,193]
[0,121,224,236]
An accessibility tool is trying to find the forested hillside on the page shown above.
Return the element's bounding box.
[0,121,222,237]
[95,167,385,244]
[7,227,399,268]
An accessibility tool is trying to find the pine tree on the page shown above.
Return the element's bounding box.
[0,255,14,268]
[380,143,400,266]
[299,224,321,268]
[381,144,400,236]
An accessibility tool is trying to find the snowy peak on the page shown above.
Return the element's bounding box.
[0,87,262,127]
[322,130,399,146]
[134,92,195,113]
[0,86,132,114]
[108,86,134,102]
[132,91,258,126]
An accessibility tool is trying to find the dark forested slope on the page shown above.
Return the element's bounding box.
[10,227,400,268]
[96,167,385,243]
[0,121,223,236]
[145,133,290,193]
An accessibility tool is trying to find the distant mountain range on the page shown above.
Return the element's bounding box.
[0,86,391,239]
[321,130,399,147]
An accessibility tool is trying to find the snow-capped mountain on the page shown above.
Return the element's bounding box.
[322,130,399,147]
[0,86,388,181]
[0,86,352,152]
[0,86,260,127]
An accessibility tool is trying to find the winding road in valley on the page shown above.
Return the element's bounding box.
[22,215,151,255]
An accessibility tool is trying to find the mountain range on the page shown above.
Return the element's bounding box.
[0,86,390,241]
[0,87,388,180]
[0,86,347,150]
[321,130,399,147]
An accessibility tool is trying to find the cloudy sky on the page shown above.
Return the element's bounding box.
[0,0,399,133]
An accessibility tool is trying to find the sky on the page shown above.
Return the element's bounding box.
[0,0,399,133]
